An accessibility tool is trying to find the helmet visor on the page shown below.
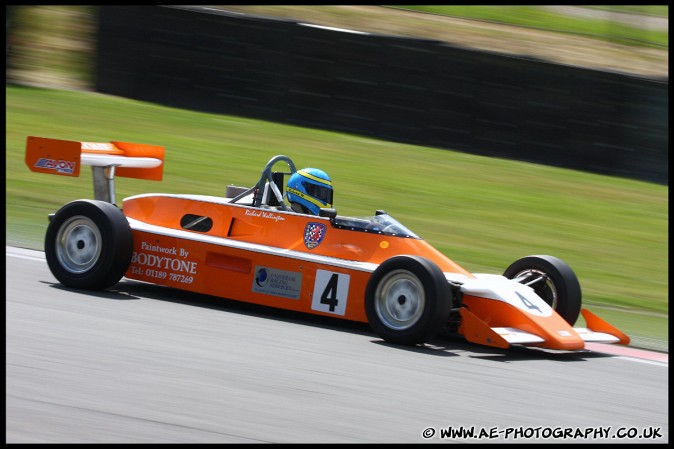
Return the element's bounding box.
[305,182,333,206]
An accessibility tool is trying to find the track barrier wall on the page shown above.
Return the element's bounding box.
[96,6,668,184]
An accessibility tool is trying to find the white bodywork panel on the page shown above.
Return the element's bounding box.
[459,273,554,317]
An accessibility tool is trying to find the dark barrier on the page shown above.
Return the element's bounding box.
[96,6,668,184]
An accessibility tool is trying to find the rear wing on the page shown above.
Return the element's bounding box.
[25,136,164,204]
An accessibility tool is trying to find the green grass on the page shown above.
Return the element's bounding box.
[391,5,668,48]
[583,5,669,17]
[6,84,668,348]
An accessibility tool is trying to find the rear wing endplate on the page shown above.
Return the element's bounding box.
[25,136,164,204]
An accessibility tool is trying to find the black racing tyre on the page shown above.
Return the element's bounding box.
[365,255,453,345]
[45,200,133,290]
[503,255,582,325]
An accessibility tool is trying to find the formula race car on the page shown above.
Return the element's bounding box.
[25,136,630,351]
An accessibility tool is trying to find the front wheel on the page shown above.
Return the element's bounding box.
[503,255,582,325]
[365,256,453,345]
[45,200,133,290]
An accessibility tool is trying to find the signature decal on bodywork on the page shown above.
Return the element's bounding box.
[304,222,326,249]
[245,209,286,222]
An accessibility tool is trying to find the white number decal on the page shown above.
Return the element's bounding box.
[311,270,350,316]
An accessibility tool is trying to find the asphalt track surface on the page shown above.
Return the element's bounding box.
[6,246,668,444]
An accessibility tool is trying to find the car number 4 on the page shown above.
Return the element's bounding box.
[311,270,350,316]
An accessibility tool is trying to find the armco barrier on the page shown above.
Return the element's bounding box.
[96,6,668,184]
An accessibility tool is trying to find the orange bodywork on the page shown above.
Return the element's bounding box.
[122,194,472,323]
[24,137,630,351]
[460,295,585,350]
[25,136,164,181]
[581,308,630,345]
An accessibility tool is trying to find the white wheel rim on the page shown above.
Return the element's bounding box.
[55,215,102,274]
[374,269,425,331]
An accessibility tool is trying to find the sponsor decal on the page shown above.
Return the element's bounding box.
[129,241,196,284]
[304,222,326,249]
[252,266,302,299]
[131,253,197,274]
[34,158,77,174]
[139,241,190,257]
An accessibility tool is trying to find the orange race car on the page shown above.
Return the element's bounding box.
[25,136,630,351]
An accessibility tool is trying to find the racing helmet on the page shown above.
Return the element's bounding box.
[286,168,333,215]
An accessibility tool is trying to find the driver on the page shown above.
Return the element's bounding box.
[286,168,333,215]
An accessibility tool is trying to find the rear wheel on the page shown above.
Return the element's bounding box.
[503,255,582,325]
[45,200,133,290]
[365,256,452,345]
